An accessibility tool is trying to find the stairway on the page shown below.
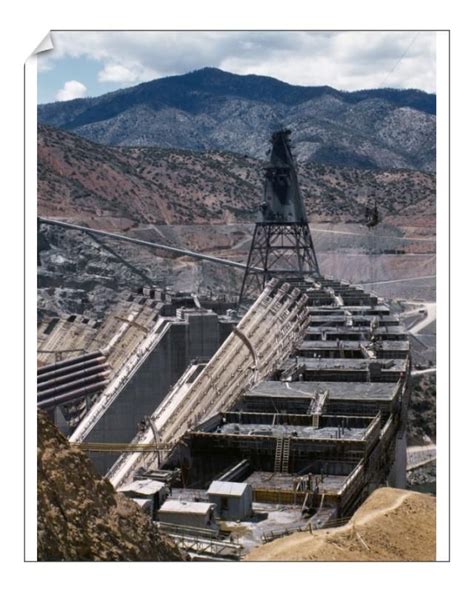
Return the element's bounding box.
[281,438,291,473]
[274,437,291,473]
[274,437,283,472]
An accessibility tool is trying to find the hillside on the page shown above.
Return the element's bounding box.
[408,374,437,445]
[37,124,436,319]
[37,410,185,561]
[245,487,435,561]
[38,124,436,229]
[38,68,436,171]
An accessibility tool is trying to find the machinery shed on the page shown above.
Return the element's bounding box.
[117,479,169,517]
[207,480,253,520]
[158,500,218,532]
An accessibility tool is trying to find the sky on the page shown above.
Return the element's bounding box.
[37,31,436,104]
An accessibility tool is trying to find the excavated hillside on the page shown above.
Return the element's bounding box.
[245,487,435,561]
[37,410,185,561]
[37,123,436,317]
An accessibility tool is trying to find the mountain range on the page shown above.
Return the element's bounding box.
[38,68,436,172]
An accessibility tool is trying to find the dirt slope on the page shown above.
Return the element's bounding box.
[245,487,435,561]
[37,410,185,561]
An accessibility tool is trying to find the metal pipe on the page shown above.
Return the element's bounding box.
[37,356,108,383]
[37,371,111,401]
[38,380,110,410]
[37,351,104,375]
[38,363,110,392]
[38,217,262,272]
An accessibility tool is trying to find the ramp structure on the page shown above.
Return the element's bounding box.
[239,129,320,303]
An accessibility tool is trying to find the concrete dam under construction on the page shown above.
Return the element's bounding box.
[37,130,413,560]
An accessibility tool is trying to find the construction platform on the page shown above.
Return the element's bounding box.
[38,276,411,555]
[112,276,411,548]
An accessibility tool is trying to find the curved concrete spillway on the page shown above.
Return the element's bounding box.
[107,275,412,539]
[108,279,309,488]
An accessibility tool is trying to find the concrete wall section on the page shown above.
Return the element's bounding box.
[86,311,233,474]
[388,432,407,488]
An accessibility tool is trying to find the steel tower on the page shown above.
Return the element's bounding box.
[239,129,320,303]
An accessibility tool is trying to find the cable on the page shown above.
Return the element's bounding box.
[379,32,420,89]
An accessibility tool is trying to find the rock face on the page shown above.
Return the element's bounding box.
[38,68,436,171]
[37,410,185,561]
[407,374,436,445]
[407,462,436,494]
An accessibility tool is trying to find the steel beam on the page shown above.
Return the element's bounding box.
[38,217,262,272]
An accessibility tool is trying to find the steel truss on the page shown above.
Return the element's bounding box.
[239,222,320,302]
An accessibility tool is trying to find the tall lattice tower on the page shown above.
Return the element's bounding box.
[239,129,320,304]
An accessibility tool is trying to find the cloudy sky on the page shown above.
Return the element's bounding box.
[37,31,436,104]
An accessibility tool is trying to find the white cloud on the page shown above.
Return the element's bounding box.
[98,62,158,84]
[41,31,436,93]
[55,80,88,101]
[221,32,435,92]
[37,59,53,73]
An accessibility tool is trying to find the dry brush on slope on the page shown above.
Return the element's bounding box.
[38,125,435,229]
[38,68,436,171]
[37,410,185,561]
[245,487,435,561]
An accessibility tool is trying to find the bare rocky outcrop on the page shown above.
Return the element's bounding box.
[37,410,185,561]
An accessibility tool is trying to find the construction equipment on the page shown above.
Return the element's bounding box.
[239,129,320,303]
[365,195,381,228]
[72,442,172,453]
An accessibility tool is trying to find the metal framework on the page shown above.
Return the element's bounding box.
[239,129,320,303]
[159,526,243,560]
[240,223,319,299]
